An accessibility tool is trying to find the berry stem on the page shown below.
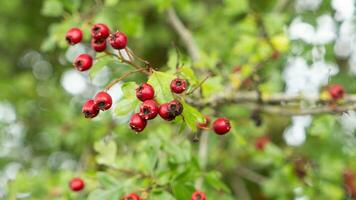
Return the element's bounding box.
[186,74,210,95]
[104,68,147,91]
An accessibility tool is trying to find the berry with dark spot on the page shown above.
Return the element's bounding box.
[158,103,176,121]
[328,84,345,100]
[197,115,210,129]
[191,191,206,200]
[170,78,187,94]
[139,100,159,120]
[65,28,83,45]
[82,99,99,118]
[168,100,183,116]
[73,54,93,71]
[94,91,112,111]
[136,83,155,101]
[123,193,141,200]
[129,113,147,132]
[91,38,107,52]
[213,117,231,135]
[109,32,128,49]
[91,23,110,39]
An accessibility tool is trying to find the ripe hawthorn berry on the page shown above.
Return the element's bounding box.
[65,28,83,45]
[158,103,176,121]
[170,78,187,94]
[82,99,99,118]
[136,83,155,101]
[123,193,141,200]
[139,100,159,120]
[109,32,128,49]
[328,84,345,100]
[69,177,85,192]
[213,117,231,135]
[73,54,93,71]
[169,100,183,116]
[197,115,210,129]
[191,191,206,200]
[91,23,110,39]
[255,135,269,151]
[129,113,147,132]
[91,38,107,52]
[94,91,112,111]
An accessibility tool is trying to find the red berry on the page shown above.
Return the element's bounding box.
[213,117,231,135]
[328,84,345,100]
[158,103,176,121]
[94,91,112,111]
[255,135,270,151]
[343,170,356,198]
[91,38,107,52]
[136,83,155,101]
[197,115,210,129]
[91,23,110,39]
[139,100,159,120]
[232,65,242,73]
[123,193,141,200]
[82,99,99,118]
[191,191,206,200]
[109,32,128,49]
[73,54,93,71]
[168,100,183,116]
[129,113,147,132]
[65,28,83,45]
[170,78,187,94]
[69,177,85,192]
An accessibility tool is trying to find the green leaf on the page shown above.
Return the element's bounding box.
[150,191,176,200]
[97,172,120,189]
[115,82,140,116]
[205,171,230,192]
[181,102,204,132]
[41,0,63,17]
[178,66,199,85]
[94,140,117,167]
[148,71,174,103]
[89,56,114,79]
[121,82,138,97]
[201,76,223,98]
[171,182,195,200]
[88,188,123,200]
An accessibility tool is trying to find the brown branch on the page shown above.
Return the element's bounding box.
[104,68,146,91]
[166,8,200,62]
[235,166,267,183]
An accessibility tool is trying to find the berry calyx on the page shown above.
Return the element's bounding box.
[94,91,112,111]
[123,193,141,200]
[109,32,128,49]
[213,117,231,135]
[65,28,83,45]
[136,83,155,101]
[69,177,85,192]
[197,115,210,129]
[170,78,187,94]
[73,54,93,71]
[91,38,107,52]
[191,191,206,200]
[129,113,147,132]
[91,23,110,39]
[139,100,159,120]
[82,99,99,118]
[158,103,176,121]
[168,100,183,116]
[255,135,270,151]
[328,84,345,100]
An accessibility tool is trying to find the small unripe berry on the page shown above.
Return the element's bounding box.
[109,32,128,49]
[69,177,85,192]
[191,191,206,200]
[129,113,147,132]
[123,193,141,200]
[170,78,187,94]
[255,135,269,151]
[73,54,93,71]
[65,28,83,45]
[82,99,99,118]
[168,100,183,116]
[94,91,112,111]
[139,100,159,120]
[158,103,176,121]
[136,83,155,101]
[91,38,107,52]
[197,115,210,129]
[213,117,231,135]
[91,23,110,39]
[328,84,345,100]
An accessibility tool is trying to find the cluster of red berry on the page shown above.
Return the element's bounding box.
[65,23,127,72]
[129,80,185,132]
[69,177,206,200]
[82,91,112,118]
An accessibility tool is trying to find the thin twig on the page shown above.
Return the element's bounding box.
[186,74,210,95]
[104,68,146,91]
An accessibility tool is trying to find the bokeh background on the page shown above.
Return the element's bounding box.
[1,0,356,199]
